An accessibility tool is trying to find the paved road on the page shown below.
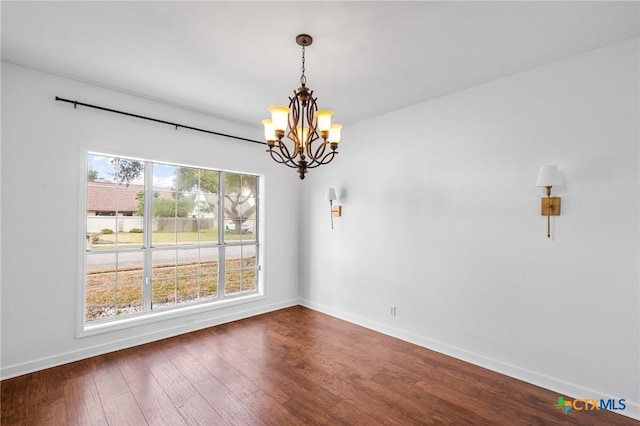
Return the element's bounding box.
[87,245,256,269]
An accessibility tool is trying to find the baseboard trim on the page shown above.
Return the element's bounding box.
[299,299,639,421]
[1,298,301,380]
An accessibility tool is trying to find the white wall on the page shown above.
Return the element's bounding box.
[301,38,639,418]
[1,62,301,378]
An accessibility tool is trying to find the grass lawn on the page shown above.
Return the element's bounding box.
[85,258,256,321]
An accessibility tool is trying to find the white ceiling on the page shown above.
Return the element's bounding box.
[2,1,638,128]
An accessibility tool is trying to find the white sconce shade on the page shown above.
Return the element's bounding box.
[536,165,562,187]
[326,188,337,201]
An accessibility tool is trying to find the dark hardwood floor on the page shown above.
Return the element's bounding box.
[1,305,637,425]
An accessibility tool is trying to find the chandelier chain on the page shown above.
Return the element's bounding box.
[300,45,306,86]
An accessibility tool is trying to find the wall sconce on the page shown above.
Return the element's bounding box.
[536,165,562,238]
[326,188,342,229]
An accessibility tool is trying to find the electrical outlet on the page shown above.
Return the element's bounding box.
[390,306,397,317]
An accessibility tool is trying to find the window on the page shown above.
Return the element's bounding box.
[84,153,260,328]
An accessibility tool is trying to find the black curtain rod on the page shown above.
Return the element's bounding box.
[55,96,266,145]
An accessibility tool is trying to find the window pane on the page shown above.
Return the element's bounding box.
[153,163,178,246]
[154,216,176,246]
[115,252,144,316]
[86,251,144,321]
[152,278,176,309]
[153,163,177,192]
[177,215,198,244]
[241,174,258,195]
[87,154,117,183]
[198,217,218,243]
[200,273,218,299]
[117,185,144,238]
[150,247,222,306]
[87,154,118,242]
[174,165,198,193]
[116,283,144,317]
[196,191,218,243]
[200,247,219,299]
[224,173,257,243]
[225,172,241,194]
[86,216,116,250]
[225,245,257,295]
[87,154,145,245]
[152,249,176,308]
[86,284,115,322]
[238,197,257,243]
[174,166,198,245]
[86,252,117,322]
[199,170,220,243]
[176,248,199,303]
[241,254,257,292]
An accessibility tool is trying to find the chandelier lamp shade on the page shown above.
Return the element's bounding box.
[262,34,342,179]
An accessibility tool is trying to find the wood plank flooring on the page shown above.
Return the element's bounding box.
[1,306,637,425]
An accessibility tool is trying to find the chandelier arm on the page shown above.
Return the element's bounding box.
[306,140,329,165]
[266,149,289,165]
[300,96,309,157]
[284,135,301,159]
[276,137,297,164]
[307,94,318,148]
[277,147,300,169]
[306,151,338,169]
[268,149,300,169]
[305,130,320,152]
[288,93,302,158]
[307,93,317,122]
[305,140,320,165]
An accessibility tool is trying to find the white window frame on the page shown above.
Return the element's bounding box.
[78,151,264,337]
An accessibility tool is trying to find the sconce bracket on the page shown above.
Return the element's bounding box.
[331,205,342,217]
[540,197,561,216]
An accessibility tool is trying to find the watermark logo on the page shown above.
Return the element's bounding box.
[553,396,626,415]
[554,397,572,414]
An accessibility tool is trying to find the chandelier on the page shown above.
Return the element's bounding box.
[262,34,342,179]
